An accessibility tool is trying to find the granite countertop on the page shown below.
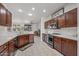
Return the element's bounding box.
[0,31,34,46]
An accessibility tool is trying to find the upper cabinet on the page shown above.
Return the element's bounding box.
[0,4,12,26]
[65,8,77,27]
[44,19,57,29]
[44,8,77,29]
[0,4,6,25]
[6,10,12,26]
[57,14,66,28]
[44,22,48,29]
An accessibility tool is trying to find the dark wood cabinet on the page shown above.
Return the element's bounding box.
[53,36,62,53]
[6,10,12,26]
[57,14,66,28]
[44,22,48,29]
[17,35,29,48]
[29,34,34,43]
[44,8,77,29]
[8,40,16,56]
[44,19,57,29]
[0,4,6,25]
[0,3,12,26]
[65,8,77,27]
[53,36,77,56]
[61,39,77,56]
[61,39,68,55]
[0,48,8,56]
[0,34,34,56]
[0,43,9,56]
[0,39,16,56]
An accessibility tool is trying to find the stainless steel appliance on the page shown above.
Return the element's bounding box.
[47,34,54,48]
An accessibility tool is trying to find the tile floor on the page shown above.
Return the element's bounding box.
[15,36,63,56]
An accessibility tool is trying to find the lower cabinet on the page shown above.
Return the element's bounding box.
[16,35,29,48]
[0,39,16,56]
[61,39,77,56]
[0,48,9,56]
[8,39,16,56]
[16,34,34,48]
[0,34,34,56]
[54,36,62,53]
[53,36,77,56]
[29,34,34,43]
[0,43,9,56]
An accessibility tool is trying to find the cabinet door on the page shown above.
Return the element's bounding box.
[54,36,62,52]
[65,8,77,27]
[44,22,48,29]
[29,34,34,43]
[0,48,9,56]
[58,14,65,28]
[61,38,77,56]
[6,10,12,26]
[48,20,51,26]
[0,43,9,56]
[61,39,68,55]
[66,40,77,56]
[8,40,16,56]
[0,4,7,25]
[17,35,29,48]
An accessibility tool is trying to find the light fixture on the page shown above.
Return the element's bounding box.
[28,13,32,16]
[43,9,46,13]
[32,7,35,11]
[18,9,23,13]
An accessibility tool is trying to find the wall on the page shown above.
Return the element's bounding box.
[0,26,9,35]
[32,22,41,32]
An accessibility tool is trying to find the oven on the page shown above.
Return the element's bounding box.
[47,34,54,48]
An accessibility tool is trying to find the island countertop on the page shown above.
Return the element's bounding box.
[0,31,34,46]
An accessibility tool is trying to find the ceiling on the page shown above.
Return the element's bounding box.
[4,3,67,24]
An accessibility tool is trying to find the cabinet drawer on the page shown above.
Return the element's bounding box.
[0,48,8,56]
[0,43,8,53]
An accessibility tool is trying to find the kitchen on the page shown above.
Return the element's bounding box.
[0,3,78,56]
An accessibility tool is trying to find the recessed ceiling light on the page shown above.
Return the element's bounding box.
[43,9,46,13]
[28,13,32,16]
[32,7,35,11]
[18,9,23,12]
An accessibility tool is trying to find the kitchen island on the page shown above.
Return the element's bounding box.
[0,31,34,56]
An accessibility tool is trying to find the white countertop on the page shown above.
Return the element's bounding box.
[44,27,77,41]
[0,31,34,46]
[53,34,77,41]
[43,32,77,41]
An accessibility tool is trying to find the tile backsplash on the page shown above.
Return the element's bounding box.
[46,27,77,36]
[0,26,7,32]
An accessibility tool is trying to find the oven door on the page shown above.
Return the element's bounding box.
[48,34,54,48]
